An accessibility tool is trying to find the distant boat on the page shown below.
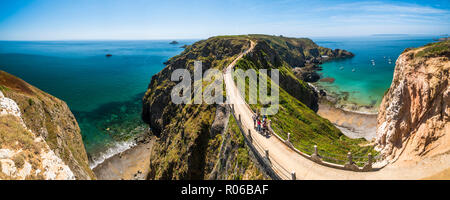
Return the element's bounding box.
[339,66,344,70]
[352,68,356,72]
[106,54,112,58]
[169,41,179,45]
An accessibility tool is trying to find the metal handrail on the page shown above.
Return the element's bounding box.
[231,95,383,172]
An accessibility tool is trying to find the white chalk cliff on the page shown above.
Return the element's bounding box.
[0,90,74,180]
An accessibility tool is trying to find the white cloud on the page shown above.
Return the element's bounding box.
[316,1,448,14]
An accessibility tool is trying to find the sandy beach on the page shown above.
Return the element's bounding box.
[317,101,378,141]
[93,136,155,180]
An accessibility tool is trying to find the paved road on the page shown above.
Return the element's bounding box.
[223,40,450,180]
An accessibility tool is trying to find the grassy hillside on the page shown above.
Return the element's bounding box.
[142,34,368,179]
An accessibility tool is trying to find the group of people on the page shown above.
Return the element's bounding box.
[252,112,270,136]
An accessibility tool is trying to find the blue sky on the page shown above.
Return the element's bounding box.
[0,0,449,40]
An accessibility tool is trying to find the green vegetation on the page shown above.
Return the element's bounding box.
[28,98,34,106]
[163,36,251,71]
[415,40,450,58]
[0,84,10,93]
[249,34,318,50]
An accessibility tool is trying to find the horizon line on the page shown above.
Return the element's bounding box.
[0,33,445,42]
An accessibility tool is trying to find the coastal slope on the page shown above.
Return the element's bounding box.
[141,35,365,180]
[0,71,95,180]
[376,41,450,166]
[143,36,264,179]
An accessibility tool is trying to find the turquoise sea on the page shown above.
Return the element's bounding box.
[312,35,437,111]
[0,36,437,167]
[0,40,193,167]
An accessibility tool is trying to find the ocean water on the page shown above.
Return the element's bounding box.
[312,35,437,111]
[0,40,192,167]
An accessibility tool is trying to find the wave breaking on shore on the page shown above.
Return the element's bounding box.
[89,140,137,169]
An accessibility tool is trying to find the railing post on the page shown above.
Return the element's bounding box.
[362,153,373,172]
[311,145,321,163]
[248,129,252,142]
[239,114,241,124]
[291,171,296,180]
[265,149,269,159]
[347,152,353,165]
[287,133,290,142]
[345,151,359,171]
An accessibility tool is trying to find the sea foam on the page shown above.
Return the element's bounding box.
[89,140,136,169]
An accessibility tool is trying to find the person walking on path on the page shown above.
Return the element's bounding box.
[263,120,267,135]
[257,119,261,132]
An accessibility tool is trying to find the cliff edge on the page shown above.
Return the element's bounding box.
[0,71,95,180]
[376,41,450,165]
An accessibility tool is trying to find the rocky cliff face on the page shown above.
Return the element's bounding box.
[0,71,95,180]
[142,35,354,179]
[144,36,258,179]
[376,41,450,163]
[241,37,330,112]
